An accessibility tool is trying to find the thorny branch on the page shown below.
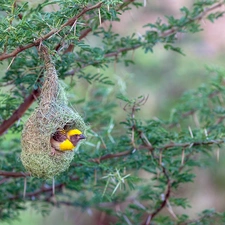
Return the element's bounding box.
[0,1,223,61]
[0,2,103,61]
[89,138,224,164]
[0,0,138,61]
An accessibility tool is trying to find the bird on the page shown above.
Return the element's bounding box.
[50,128,85,155]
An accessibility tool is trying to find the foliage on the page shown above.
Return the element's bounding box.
[0,0,225,224]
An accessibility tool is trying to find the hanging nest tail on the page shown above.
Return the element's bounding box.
[21,45,86,179]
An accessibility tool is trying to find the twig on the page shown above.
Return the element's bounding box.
[104,45,141,58]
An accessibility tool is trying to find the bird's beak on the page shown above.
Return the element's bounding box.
[79,134,86,140]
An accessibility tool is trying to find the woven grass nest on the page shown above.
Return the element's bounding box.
[21,45,86,179]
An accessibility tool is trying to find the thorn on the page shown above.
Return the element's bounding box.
[6,57,15,71]
[145,215,151,225]
[166,200,178,220]
[161,193,165,201]
[98,8,101,25]
[181,148,185,165]
[143,0,147,7]
[159,151,162,165]
[204,128,208,139]
[188,126,194,138]
[217,148,220,162]
[69,19,77,32]
[23,177,27,199]
[52,177,55,196]
[193,112,200,128]
[189,143,194,148]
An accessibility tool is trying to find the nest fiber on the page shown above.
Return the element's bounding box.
[21,46,86,179]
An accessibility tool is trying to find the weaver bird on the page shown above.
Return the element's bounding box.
[50,128,85,155]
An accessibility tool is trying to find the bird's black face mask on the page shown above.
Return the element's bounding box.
[70,134,86,146]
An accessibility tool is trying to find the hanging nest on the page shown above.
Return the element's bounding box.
[21,45,86,179]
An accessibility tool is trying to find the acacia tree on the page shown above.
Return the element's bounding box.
[1,0,225,224]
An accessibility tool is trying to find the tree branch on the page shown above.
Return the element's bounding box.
[89,139,224,164]
[143,166,171,225]
[0,89,40,136]
[0,2,102,61]
[90,150,133,163]
[104,45,141,58]
[0,170,30,178]
[9,183,64,200]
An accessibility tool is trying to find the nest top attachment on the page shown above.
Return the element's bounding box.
[21,45,86,179]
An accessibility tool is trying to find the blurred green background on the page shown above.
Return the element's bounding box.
[1,0,225,224]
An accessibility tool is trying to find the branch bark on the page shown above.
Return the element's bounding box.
[0,89,40,136]
[90,150,133,163]
[0,170,30,177]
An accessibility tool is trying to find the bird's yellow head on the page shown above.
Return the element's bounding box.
[67,129,82,137]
